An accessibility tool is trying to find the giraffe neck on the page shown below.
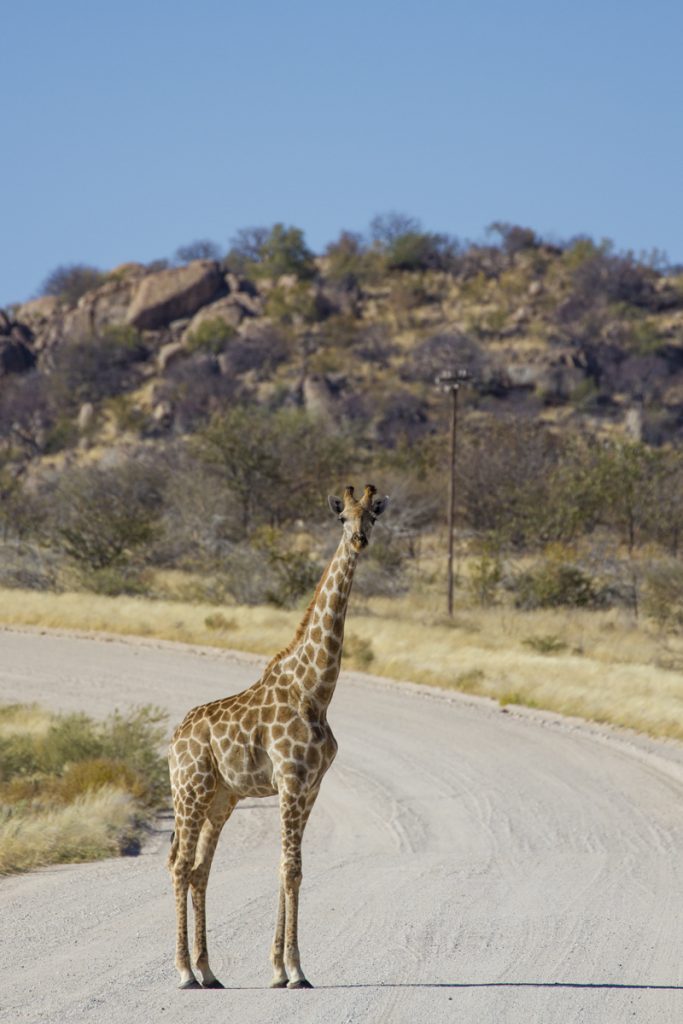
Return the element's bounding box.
[281,535,358,710]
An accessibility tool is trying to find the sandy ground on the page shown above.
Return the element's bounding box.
[0,627,682,1024]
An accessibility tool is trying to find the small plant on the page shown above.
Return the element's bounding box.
[451,669,485,694]
[344,634,375,669]
[514,560,600,609]
[204,612,236,632]
[523,634,568,655]
[185,318,237,355]
[467,551,502,607]
[498,690,539,709]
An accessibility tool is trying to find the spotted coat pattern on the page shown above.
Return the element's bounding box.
[167,484,389,990]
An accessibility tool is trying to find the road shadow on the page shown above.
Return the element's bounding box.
[314,981,683,992]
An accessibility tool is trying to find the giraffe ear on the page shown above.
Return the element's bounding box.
[328,495,344,516]
[372,496,390,517]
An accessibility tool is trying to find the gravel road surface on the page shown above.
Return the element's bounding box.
[1,629,682,1024]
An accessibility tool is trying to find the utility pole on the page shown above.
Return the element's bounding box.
[435,369,472,616]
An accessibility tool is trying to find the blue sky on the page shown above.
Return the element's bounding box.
[3,0,682,306]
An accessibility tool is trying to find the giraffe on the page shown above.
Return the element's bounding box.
[167,483,389,990]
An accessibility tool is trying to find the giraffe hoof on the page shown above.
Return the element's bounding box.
[270,978,289,989]
[178,978,202,990]
[201,979,225,989]
[287,978,313,989]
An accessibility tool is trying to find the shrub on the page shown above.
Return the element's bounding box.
[174,239,222,263]
[265,282,331,325]
[467,551,503,607]
[324,231,375,287]
[522,634,568,655]
[488,222,540,256]
[40,264,104,305]
[226,226,271,272]
[514,560,600,609]
[185,318,237,354]
[354,536,408,598]
[253,224,316,281]
[204,612,237,632]
[344,634,375,669]
[50,459,165,573]
[0,704,167,808]
[49,327,148,416]
[254,529,322,608]
[57,758,149,804]
[642,561,683,631]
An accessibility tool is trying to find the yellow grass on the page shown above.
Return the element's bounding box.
[0,702,53,740]
[1,587,682,741]
[0,786,137,874]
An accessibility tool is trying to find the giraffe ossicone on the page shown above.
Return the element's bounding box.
[168,483,389,990]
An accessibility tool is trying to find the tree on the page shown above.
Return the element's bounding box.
[369,212,421,246]
[40,264,104,305]
[369,212,458,272]
[51,460,164,572]
[174,240,222,264]
[487,222,540,256]
[226,226,271,269]
[257,224,316,281]
[195,405,351,534]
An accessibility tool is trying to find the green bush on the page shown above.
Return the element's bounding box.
[265,283,329,325]
[185,318,237,354]
[642,561,683,630]
[467,552,503,607]
[0,705,167,807]
[514,560,600,609]
[253,223,316,281]
[523,634,568,655]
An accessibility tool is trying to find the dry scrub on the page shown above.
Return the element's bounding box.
[0,700,167,873]
[1,587,682,742]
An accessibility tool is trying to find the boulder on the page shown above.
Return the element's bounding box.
[0,309,12,334]
[182,297,244,345]
[77,402,95,432]
[302,374,338,422]
[15,295,61,325]
[157,341,189,373]
[225,272,260,298]
[152,400,174,427]
[126,261,224,330]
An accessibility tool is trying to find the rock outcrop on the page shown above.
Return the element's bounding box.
[126,260,224,330]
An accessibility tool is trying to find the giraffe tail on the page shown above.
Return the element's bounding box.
[167,829,178,872]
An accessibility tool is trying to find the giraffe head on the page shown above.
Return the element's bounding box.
[327,484,389,553]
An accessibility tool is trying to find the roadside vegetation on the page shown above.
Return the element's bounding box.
[1,214,682,758]
[0,703,167,873]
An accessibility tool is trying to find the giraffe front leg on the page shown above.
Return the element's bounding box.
[270,885,288,988]
[170,823,202,989]
[276,786,319,990]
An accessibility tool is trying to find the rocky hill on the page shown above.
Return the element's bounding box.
[2,225,683,465]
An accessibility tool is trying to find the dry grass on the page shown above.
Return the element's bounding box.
[0,702,53,741]
[0,787,137,873]
[0,698,167,873]
[1,586,682,741]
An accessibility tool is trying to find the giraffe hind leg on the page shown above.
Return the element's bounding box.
[190,786,237,988]
[169,764,218,989]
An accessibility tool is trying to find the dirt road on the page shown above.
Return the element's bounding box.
[1,629,682,1023]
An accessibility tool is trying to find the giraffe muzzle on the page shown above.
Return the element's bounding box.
[351,532,368,550]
